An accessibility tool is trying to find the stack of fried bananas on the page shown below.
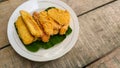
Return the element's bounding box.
[15,8,70,45]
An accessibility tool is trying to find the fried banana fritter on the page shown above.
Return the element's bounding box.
[39,11,54,35]
[48,8,70,35]
[53,29,59,35]
[60,24,69,35]
[20,10,43,37]
[15,16,34,45]
[33,12,50,42]
[48,16,61,30]
[33,12,43,29]
[48,8,70,25]
[41,34,50,42]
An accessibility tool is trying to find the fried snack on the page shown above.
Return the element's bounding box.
[20,10,43,37]
[53,29,59,35]
[41,34,50,42]
[15,16,34,45]
[39,11,54,35]
[48,17,61,35]
[60,24,69,35]
[33,12,43,29]
[33,12,50,42]
[48,17,61,30]
[48,8,70,25]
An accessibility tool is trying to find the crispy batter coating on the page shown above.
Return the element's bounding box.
[53,29,59,35]
[48,8,70,25]
[41,34,50,42]
[48,16,61,30]
[33,12,43,29]
[33,12,50,42]
[39,11,54,35]
[60,24,69,35]
[48,8,70,35]
[20,10,43,37]
[15,16,34,45]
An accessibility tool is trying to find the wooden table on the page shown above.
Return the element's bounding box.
[1,0,120,68]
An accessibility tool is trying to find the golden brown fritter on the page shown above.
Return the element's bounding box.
[53,29,59,35]
[60,24,69,35]
[48,16,61,30]
[48,8,70,35]
[41,34,50,42]
[15,16,34,45]
[20,10,43,37]
[39,11,54,35]
[33,12,50,42]
[33,12,43,29]
[48,8,70,25]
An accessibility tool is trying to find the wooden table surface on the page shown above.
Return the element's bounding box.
[1,0,120,68]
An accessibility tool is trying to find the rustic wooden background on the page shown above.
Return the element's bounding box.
[1,0,120,68]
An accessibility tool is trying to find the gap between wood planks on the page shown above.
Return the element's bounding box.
[83,47,119,68]
[77,0,117,17]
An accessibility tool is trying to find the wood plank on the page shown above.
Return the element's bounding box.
[87,47,120,68]
[61,0,113,15]
[0,0,120,68]
[0,46,31,68]
[0,0,26,48]
[0,46,46,68]
[0,0,113,48]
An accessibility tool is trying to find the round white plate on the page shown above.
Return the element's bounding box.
[7,0,79,62]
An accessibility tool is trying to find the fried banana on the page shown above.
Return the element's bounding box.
[48,8,70,25]
[20,10,43,37]
[39,11,54,35]
[60,24,69,35]
[15,16,34,45]
[33,12,50,42]
[48,16,61,30]
[33,12,43,29]
[41,34,50,42]
[53,29,59,35]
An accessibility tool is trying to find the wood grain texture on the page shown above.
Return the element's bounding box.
[0,46,31,68]
[0,46,46,68]
[0,0,120,68]
[61,0,113,15]
[87,47,120,68]
[0,0,26,48]
[0,0,113,48]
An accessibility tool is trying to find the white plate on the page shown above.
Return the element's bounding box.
[7,0,79,62]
